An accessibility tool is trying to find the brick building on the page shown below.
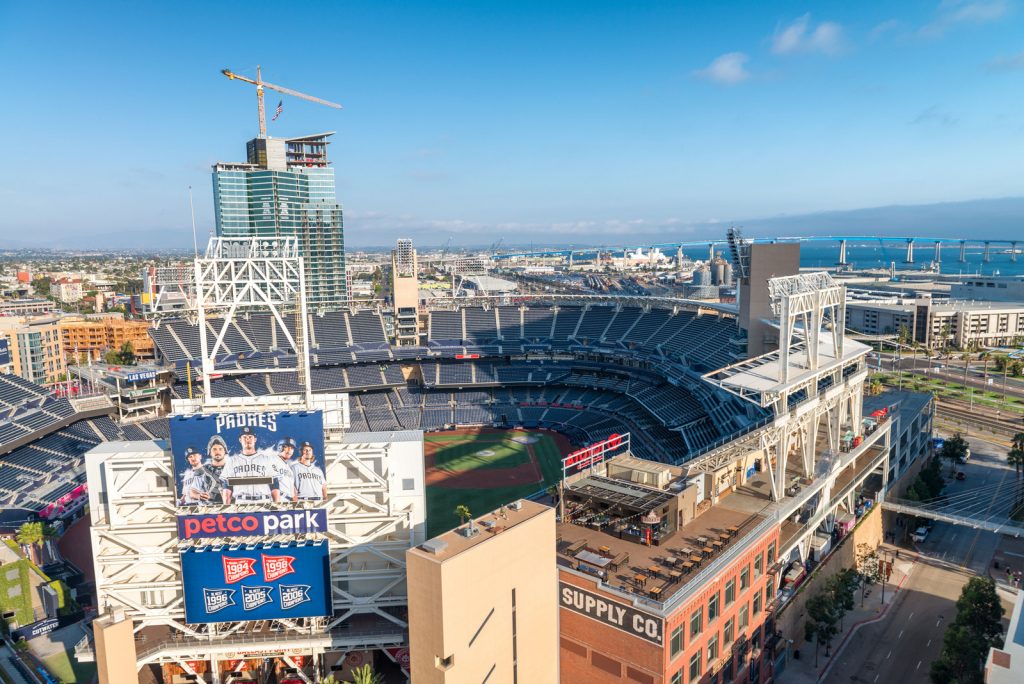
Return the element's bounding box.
[558,454,781,684]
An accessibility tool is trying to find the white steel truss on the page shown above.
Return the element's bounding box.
[193,237,313,404]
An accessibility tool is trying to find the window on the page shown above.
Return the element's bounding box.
[724,580,735,606]
[708,632,719,662]
[671,625,684,658]
[753,590,762,616]
[689,652,702,681]
[709,592,720,622]
[690,607,703,639]
[739,604,749,630]
[767,541,776,565]
[754,553,763,578]
[671,671,683,684]
[434,654,455,670]
[740,566,750,591]
[402,478,415,491]
[723,618,735,647]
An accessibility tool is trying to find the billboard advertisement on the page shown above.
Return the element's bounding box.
[562,433,629,479]
[180,542,331,624]
[169,411,327,507]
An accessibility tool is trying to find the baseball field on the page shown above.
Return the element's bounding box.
[424,427,569,536]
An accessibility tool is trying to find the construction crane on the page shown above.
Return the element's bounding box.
[221,66,342,139]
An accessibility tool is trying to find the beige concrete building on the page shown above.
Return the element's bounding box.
[846,295,1024,349]
[0,316,66,384]
[92,609,139,684]
[407,500,558,684]
[54,277,83,304]
[391,238,420,345]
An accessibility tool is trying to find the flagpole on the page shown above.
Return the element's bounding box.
[189,186,199,258]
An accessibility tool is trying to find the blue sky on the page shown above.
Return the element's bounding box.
[1,0,1022,248]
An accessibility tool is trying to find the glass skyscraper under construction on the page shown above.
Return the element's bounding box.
[212,132,346,309]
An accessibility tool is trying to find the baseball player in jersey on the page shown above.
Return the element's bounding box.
[221,426,281,504]
[274,437,298,502]
[179,447,207,505]
[189,435,229,504]
[291,441,327,501]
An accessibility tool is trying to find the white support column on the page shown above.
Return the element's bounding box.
[959,240,967,263]
[904,239,914,264]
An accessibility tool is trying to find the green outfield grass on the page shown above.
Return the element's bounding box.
[425,429,566,537]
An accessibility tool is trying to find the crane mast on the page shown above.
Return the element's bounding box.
[221,65,342,138]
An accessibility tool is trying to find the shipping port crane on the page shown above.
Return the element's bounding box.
[221,65,342,138]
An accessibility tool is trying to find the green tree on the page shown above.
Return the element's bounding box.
[868,378,884,396]
[897,324,911,347]
[856,543,882,607]
[119,341,136,365]
[1007,432,1024,480]
[930,577,1004,684]
[805,592,840,667]
[455,504,472,526]
[826,569,859,630]
[939,433,969,476]
[350,665,385,684]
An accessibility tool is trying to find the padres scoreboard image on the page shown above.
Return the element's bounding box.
[169,410,332,625]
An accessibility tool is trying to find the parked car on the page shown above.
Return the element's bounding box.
[912,526,930,542]
[956,471,966,481]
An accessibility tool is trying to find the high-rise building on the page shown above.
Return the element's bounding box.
[212,132,346,309]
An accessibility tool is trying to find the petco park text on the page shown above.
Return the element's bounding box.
[178,510,327,540]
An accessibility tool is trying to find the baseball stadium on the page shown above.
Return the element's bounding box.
[145,299,766,536]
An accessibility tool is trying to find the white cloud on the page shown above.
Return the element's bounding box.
[693,52,751,85]
[772,14,845,55]
[869,19,901,40]
[921,0,1011,37]
[910,104,958,126]
[985,51,1024,71]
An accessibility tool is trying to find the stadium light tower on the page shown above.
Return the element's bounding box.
[193,236,313,404]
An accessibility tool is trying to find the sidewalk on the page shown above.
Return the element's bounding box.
[780,545,916,684]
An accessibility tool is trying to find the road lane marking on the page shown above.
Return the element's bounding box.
[887,650,892,659]
[917,661,922,670]
[927,639,931,647]
[936,619,941,627]
[899,629,904,639]
[874,676,880,682]
[908,612,914,620]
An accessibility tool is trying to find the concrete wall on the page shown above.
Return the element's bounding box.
[408,504,558,684]
[774,504,884,648]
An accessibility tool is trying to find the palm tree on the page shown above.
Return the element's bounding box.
[455,504,472,526]
[350,664,385,684]
[16,521,44,563]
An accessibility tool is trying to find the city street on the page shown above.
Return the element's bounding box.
[822,436,1015,684]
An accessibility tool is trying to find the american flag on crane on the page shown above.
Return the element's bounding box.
[272,100,283,121]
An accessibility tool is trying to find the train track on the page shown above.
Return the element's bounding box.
[935,400,1024,437]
